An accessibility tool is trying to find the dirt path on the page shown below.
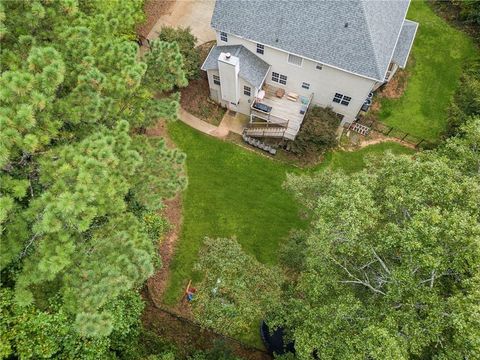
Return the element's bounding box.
[145,121,184,305]
[342,128,416,151]
[356,136,416,150]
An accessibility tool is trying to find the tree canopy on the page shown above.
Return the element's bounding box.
[1,0,186,357]
[273,118,480,359]
[192,237,282,338]
[290,106,340,157]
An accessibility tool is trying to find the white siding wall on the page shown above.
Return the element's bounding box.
[206,69,256,115]
[216,31,377,123]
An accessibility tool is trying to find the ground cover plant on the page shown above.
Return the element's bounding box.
[378,0,478,141]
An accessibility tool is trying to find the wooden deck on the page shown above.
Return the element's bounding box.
[250,86,312,140]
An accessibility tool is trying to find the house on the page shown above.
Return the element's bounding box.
[201,0,418,140]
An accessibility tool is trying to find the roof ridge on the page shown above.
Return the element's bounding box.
[359,0,384,80]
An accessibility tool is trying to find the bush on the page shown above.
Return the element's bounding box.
[444,60,480,138]
[290,106,340,156]
[278,230,307,273]
[452,0,480,26]
[158,26,201,80]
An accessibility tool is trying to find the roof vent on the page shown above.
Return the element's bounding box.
[344,22,349,28]
[225,52,231,59]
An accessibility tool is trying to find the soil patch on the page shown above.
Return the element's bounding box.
[137,0,176,38]
[180,41,226,126]
[341,128,416,151]
[377,63,412,100]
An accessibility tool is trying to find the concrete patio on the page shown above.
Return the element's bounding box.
[218,111,250,135]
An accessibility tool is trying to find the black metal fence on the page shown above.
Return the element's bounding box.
[358,118,435,149]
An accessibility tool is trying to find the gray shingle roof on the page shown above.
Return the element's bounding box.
[211,0,412,81]
[392,19,419,68]
[201,45,271,88]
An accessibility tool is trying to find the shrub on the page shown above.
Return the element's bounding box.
[192,237,282,338]
[158,26,201,80]
[290,106,340,156]
[445,60,480,138]
[452,0,480,26]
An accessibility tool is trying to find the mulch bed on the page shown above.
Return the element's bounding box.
[376,61,413,100]
[180,41,226,126]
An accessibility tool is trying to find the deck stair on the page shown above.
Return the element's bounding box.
[244,126,285,138]
[349,122,371,136]
[242,132,277,155]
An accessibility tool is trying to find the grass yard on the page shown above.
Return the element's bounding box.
[164,123,415,302]
[164,121,307,306]
[312,142,415,174]
[163,123,415,345]
[378,0,477,141]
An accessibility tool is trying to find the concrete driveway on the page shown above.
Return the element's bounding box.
[147,0,216,45]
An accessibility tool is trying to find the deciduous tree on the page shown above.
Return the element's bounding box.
[193,237,282,338]
[274,121,480,359]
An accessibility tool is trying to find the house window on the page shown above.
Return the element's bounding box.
[213,74,220,85]
[316,63,323,70]
[256,43,264,55]
[341,96,352,106]
[272,72,287,85]
[301,82,310,90]
[220,31,228,42]
[244,85,251,96]
[333,92,351,106]
[288,53,303,67]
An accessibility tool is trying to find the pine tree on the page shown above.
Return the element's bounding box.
[1,0,187,354]
[143,39,188,92]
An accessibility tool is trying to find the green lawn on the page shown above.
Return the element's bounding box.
[164,121,307,305]
[163,123,415,346]
[312,142,415,174]
[379,0,478,141]
[164,123,415,305]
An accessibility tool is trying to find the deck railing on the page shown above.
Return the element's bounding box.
[248,89,314,139]
[249,109,289,128]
